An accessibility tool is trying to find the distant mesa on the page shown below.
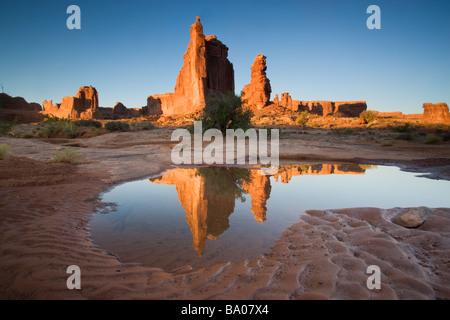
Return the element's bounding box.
[0,93,43,123]
[242,53,272,110]
[422,102,450,123]
[272,92,367,118]
[143,17,235,116]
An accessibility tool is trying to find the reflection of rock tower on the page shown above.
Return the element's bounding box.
[242,171,271,223]
[150,169,235,256]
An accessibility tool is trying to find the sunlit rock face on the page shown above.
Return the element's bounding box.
[43,85,103,119]
[242,54,271,110]
[272,94,367,117]
[423,103,450,123]
[146,17,234,116]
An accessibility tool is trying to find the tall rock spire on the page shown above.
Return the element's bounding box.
[242,53,271,110]
[148,17,235,116]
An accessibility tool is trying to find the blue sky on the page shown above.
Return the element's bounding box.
[0,0,449,113]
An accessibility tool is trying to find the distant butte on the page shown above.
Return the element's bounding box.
[43,85,103,120]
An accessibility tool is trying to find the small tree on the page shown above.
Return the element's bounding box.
[360,110,378,124]
[199,91,253,133]
[297,110,309,127]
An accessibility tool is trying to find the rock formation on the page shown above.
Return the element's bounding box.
[145,17,234,116]
[43,85,103,119]
[334,101,367,117]
[242,54,271,110]
[0,93,43,123]
[276,93,294,110]
[272,93,367,117]
[142,96,162,116]
[423,103,450,123]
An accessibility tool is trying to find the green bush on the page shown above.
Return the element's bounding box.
[442,132,450,142]
[51,148,83,164]
[104,121,130,132]
[0,144,11,159]
[395,133,413,141]
[392,123,412,133]
[0,117,18,136]
[130,121,155,130]
[74,119,102,128]
[297,110,309,127]
[426,135,442,145]
[199,91,253,133]
[333,128,356,135]
[38,119,80,138]
[360,111,378,124]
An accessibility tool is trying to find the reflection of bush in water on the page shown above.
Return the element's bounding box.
[195,167,253,202]
[358,164,378,171]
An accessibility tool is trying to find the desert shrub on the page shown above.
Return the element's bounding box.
[104,121,130,132]
[73,119,102,128]
[333,128,356,135]
[426,135,442,145]
[38,119,80,138]
[63,122,81,138]
[0,117,18,136]
[381,142,393,147]
[199,91,253,133]
[360,111,378,124]
[0,144,11,159]
[51,148,83,164]
[297,110,309,127]
[395,133,413,141]
[442,132,450,141]
[392,123,412,133]
[130,120,155,130]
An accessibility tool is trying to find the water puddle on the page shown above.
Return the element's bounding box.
[89,163,450,272]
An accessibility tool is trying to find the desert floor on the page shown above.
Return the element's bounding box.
[0,127,449,299]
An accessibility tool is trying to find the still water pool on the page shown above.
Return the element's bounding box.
[89,163,450,272]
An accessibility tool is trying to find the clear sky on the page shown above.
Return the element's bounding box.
[1,0,449,113]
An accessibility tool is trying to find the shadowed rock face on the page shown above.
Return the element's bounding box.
[145,17,234,116]
[242,54,271,110]
[0,93,43,123]
[43,85,103,119]
[423,103,450,123]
